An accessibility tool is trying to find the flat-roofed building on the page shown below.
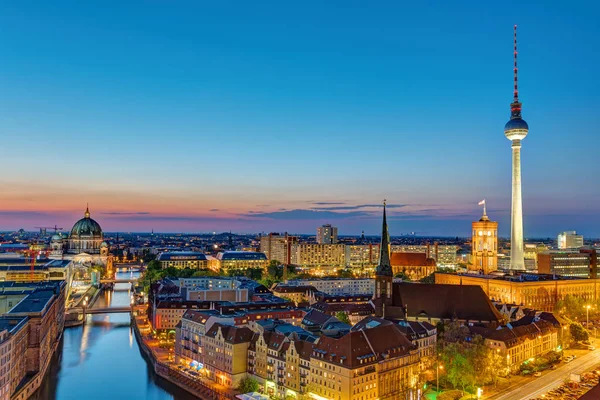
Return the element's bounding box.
[285,278,375,296]
[290,243,345,271]
[0,316,28,400]
[156,252,209,269]
[259,233,298,264]
[317,224,338,244]
[558,231,584,249]
[344,244,380,270]
[391,244,458,267]
[216,251,268,273]
[538,251,591,278]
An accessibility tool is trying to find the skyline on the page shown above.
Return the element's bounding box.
[1,2,599,236]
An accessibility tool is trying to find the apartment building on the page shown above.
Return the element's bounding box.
[308,322,420,400]
[216,251,268,273]
[285,278,375,296]
[290,244,346,271]
[203,323,254,388]
[259,234,298,264]
[344,244,380,270]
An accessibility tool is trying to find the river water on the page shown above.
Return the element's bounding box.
[32,270,197,400]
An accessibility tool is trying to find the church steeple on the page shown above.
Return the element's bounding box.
[376,200,393,277]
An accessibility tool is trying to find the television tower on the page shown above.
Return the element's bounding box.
[504,25,528,270]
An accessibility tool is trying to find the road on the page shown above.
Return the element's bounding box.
[489,349,600,400]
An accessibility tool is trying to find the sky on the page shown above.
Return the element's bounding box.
[0,1,598,237]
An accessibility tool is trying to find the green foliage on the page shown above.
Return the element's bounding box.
[394,271,411,281]
[438,391,463,400]
[237,377,259,393]
[335,311,351,325]
[336,269,353,278]
[420,272,435,284]
[570,322,589,343]
[225,267,264,281]
[438,326,504,393]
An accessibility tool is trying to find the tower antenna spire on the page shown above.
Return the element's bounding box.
[513,25,518,102]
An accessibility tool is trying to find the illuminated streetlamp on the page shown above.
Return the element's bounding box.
[587,305,591,330]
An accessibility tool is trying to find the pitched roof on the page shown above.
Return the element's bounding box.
[205,323,253,344]
[312,323,416,369]
[390,252,436,267]
[390,282,504,323]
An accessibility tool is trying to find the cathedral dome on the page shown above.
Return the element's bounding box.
[51,234,62,242]
[70,207,103,238]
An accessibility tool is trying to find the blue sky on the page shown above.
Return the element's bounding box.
[0,1,598,237]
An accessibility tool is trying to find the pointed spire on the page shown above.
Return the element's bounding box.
[376,199,393,277]
[85,203,90,218]
[510,25,523,120]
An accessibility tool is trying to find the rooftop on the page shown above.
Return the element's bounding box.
[9,289,55,315]
[217,251,267,261]
[157,252,207,261]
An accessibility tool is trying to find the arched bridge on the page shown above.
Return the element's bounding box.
[100,278,138,284]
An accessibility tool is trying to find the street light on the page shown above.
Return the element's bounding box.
[587,305,591,330]
[437,363,443,393]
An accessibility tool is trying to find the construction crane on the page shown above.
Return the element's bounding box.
[23,243,50,281]
[34,225,63,236]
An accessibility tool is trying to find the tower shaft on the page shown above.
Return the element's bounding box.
[510,141,525,269]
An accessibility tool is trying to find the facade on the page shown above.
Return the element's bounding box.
[309,322,420,400]
[271,285,315,305]
[285,278,375,296]
[317,224,338,244]
[259,233,298,264]
[473,318,558,374]
[311,295,375,325]
[391,244,458,267]
[6,282,65,400]
[216,251,268,273]
[289,244,345,271]
[248,330,313,398]
[504,26,528,270]
[390,252,436,280]
[203,324,253,388]
[537,251,591,278]
[470,211,499,274]
[156,252,209,269]
[344,244,380,271]
[557,231,584,249]
[0,317,28,400]
[435,272,600,312]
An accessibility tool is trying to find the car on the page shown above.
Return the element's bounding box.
[551,364,558,370]
[565,358,573,363]
[534,372,542,377]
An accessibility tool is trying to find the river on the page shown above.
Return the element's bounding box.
[32,270,197,400]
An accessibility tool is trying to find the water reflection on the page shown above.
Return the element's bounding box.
[32,270,197,400]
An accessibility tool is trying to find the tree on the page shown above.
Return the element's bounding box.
[237,377,259,393]
[570,322,589,343]
[337,269,353,278]
[335,311,351,325]
[394,271,411,281]
[420,272,436,284]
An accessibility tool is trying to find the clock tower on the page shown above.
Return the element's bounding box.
[470,205,498,274]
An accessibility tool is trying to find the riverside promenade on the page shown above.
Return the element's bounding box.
[132,310,236,400]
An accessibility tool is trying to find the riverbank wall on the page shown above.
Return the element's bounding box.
[132,317,235,400]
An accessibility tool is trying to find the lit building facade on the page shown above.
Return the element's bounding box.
[317,224,338,244]
[537,251,591,278]
[344,244,380,271]
[470,211,498,274]
[216,251,268,273]
[391,244,458,267]
[259,233,298,264]
[435,272,600,312]
[289,244,345,271]
[285,278,375,296]
[156,252,209,269]
[558,231,584,249]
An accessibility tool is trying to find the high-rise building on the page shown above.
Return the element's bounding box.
[470,209,498,274]
[289,243,345,271]
[557,231,584,249]
[316,224,338,244]
[259,233,298,264]
[504,26,528,270]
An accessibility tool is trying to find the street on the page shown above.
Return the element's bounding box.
[489,349,600,400]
